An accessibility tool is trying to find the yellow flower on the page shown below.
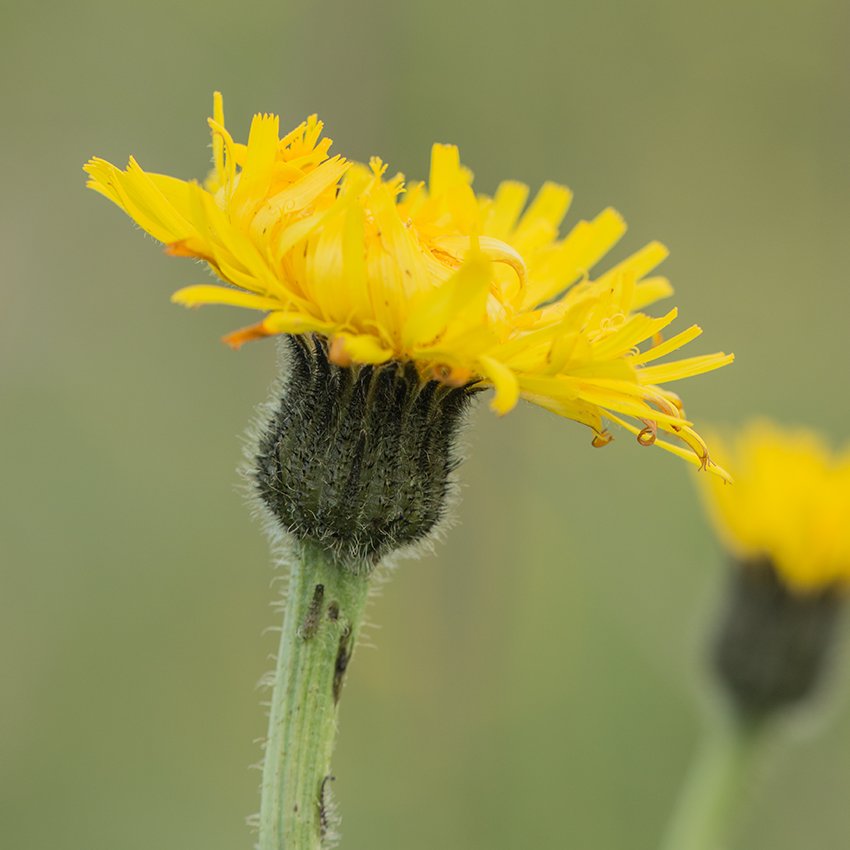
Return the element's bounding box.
[697,421,850,591]
[85,93,732,475]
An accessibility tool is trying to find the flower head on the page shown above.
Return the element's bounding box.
[697,421,850,592]
[85,93,732,475]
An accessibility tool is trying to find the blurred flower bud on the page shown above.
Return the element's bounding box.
[696,421,850,717]
[714,558,841,718]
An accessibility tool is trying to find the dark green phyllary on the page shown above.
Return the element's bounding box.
[713,558,842,719]
[254,335,478,571]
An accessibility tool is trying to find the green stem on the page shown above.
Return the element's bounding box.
[658,714,764,850]
[259,541,372,850]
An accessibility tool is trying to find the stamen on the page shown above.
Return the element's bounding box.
[637,418,658,447]
[592,430,615,448]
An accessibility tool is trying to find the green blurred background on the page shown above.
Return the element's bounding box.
[3,1,850,847]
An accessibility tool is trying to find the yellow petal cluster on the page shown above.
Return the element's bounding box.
[85,93,733,474]
[697,421,850,591]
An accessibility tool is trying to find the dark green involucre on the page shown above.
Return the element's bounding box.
[255,334,477,572]
[713,558,842,719]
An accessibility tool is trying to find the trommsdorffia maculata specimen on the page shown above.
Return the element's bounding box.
[86,91,733,849]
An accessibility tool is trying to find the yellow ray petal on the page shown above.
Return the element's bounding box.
[250,155,349,239]
[517,374,581,400]
[86,158,183,244]
[262,311,336,336]
[521,208,626,310]
[429,144,468,198]
[171,285,284,311]
[590,309,678,362]
[484,181,529,240]
[631,276,673,311]
[638,352,735,384]
[401,249,493,348]
[230,112,280,223]
[631,324,702,364]
[370,181,432,299]
[334,333,395,364]
[595,241,669,288]
[477,356,519,414]
[520,391,604,433]
[578,208,627,272]
[575,386,688,426]
[511,182,573,248]
[204,91,226,192]
[84,158,123,206]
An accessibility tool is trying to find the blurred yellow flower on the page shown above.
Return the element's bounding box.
[85,93,733,474]
[697,421,850,591]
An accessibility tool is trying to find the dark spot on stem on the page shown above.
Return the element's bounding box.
[319,775,336,836]
[333,627,351,704]
[299,584,325,640]
[327,603,339,622]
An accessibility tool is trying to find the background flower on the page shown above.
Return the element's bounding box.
[693,421,850,726]
[697,421,850,592]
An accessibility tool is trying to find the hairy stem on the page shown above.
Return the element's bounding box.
[259,541,371,850]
